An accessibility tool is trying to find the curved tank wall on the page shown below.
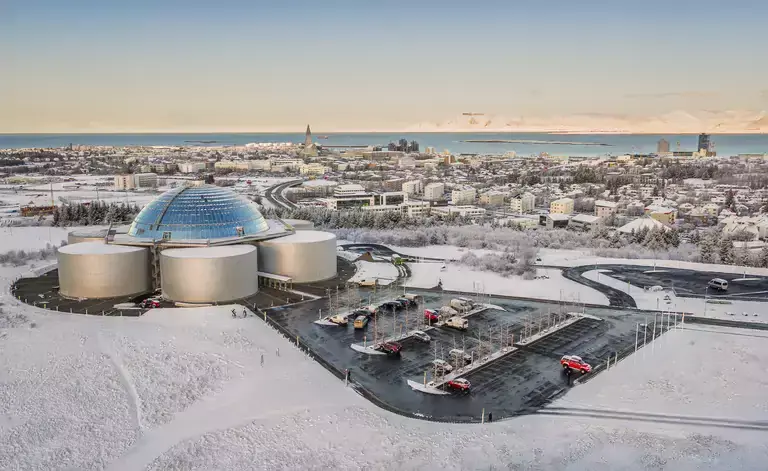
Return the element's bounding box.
[258,231,337,283]
[160,245,258,303]
[57,242,150,299]
[68,226,130,244]
[282,219,315,231]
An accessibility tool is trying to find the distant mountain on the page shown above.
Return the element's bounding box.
[407,110,768,133]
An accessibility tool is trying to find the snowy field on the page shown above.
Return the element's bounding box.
[347,260,398,286]
[583,269,768,322]
[407,263,609,305]
[0,226,70,251]
[3,298,768,469]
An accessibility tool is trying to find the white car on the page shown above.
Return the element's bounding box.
[432,359,453,373]
[411,330,431,342]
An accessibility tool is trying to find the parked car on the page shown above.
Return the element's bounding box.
[377,341,402,356]
[353,315,369,329]
[445,316,468,331]
[449,348,472,364]
[708,278,728,291]
[447,378,471,391]
[382,301,401,311]
[329,314,348,326]
[432,359,453,373]
[411,330,431,343]
[358,279,377,287]
[140,298,161,309]
[560,355,591,374]
[395,298,413,308]
[424,309,441,323]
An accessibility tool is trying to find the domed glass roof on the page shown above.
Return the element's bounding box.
[128,184,269,241]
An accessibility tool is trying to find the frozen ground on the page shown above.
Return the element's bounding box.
[406,262,609,305]
[347,260,398,286]
[583,269,768,322]
[2,296,768,469]
[0,226,70,251]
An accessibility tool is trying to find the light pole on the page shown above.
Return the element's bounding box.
[703,286,708,317]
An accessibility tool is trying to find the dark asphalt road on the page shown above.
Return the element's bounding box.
[266,289,659,421]
[595,265,768,300]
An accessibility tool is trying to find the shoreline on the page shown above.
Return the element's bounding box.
[461,139,611,146]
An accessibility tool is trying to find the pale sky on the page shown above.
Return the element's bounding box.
[2,0,767,133]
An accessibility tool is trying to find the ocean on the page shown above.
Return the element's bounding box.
[1,132,767,157]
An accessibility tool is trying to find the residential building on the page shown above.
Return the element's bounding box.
[451,187,476,205]
[569,214,601,231]
[383,178,405,192]
[479,191,504,206]
[432,205,486,218]
[424,182,445,201]
[179,162,206,174]
[541,213,570,229]
[702,203,720,217]
[510,192,535,214]
[399,156,416,169]
[618,217,669,234]
[550,197,574,215]
[133,173,158,189]
[402,180,422,196]
[646,205,676,225]
[114,174,135,190]
[299,163,329,176]
[594,200,618,218]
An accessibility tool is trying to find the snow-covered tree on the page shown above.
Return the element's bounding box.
[719,238,735,265]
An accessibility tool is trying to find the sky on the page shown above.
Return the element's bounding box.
[2,0,768,133]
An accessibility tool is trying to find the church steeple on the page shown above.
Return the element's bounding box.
[304,125,312,146]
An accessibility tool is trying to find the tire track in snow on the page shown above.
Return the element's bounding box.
[98,333,144,434]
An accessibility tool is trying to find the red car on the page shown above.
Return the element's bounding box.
[378,341,402,356]
[560,355,591,374]
[140,298,161,309]
[447,378,471,391]
[424,309,440,323]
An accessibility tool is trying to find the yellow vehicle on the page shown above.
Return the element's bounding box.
[353,315,369,329]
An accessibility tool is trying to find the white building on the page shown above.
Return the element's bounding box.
[424,182,445,201]
[399,156,416,169]
[480,191,505,206]
[451,187,477,205]
[432,205,486,218]
[402,180,423,196]
[114,175,135,190]
[510,192,535,214]
[594,200,618,218]
[333,184,367,197]
[178,162,206,174]
[299,163,329,176]
[133,173,158,189]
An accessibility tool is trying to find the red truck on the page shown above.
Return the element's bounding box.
[560,355,591,374]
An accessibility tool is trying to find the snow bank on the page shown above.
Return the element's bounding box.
[406,263,609,305]
[0,226,70,251]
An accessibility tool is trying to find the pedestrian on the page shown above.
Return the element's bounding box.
[260,353,264,366]
[242,307,247,318]
[231,309,236,318]
[487,412,493,423]
[276,347,280,357]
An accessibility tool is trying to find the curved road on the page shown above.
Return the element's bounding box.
[264,180,302,210]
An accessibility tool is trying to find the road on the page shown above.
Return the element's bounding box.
[263,180,301,210]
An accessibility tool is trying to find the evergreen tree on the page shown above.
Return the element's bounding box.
[699,235,716,263]
[718,238,735,265]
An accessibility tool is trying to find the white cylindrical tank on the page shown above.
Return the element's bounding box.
[160,245,258,303]
[57,242,150,299]
[258,231,337,283]
[282,219,315,231]
[68,226,130,244]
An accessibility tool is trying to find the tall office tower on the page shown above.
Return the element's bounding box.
[657,138,670,154]
[697,133,711,152]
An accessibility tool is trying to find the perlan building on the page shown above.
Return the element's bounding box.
[58,183,337,303]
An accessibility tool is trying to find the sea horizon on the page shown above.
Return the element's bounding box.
[2,132,768,156]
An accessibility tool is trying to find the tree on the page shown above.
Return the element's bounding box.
[725,189,735,210]
[699,235,717,263]
[759,245,768,268]
[719,238,735,265]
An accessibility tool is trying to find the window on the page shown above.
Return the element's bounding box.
[162,231,172,240]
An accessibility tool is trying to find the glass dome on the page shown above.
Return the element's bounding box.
[128,184,269,240]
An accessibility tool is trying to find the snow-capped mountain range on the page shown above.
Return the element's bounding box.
[407,110,768,134]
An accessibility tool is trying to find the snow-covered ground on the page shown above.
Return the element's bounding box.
[539,247,768,277]
[348,260,398,286]
[390,244,502,261]
[583,269,768,322]
[2,297,768,469]
[0,226,70,251]
[406,263,609,305]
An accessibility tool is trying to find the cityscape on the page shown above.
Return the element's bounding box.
[3,1,768,470]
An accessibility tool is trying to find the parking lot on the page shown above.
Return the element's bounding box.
[598,265,768,300]
[266,289,659,421]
